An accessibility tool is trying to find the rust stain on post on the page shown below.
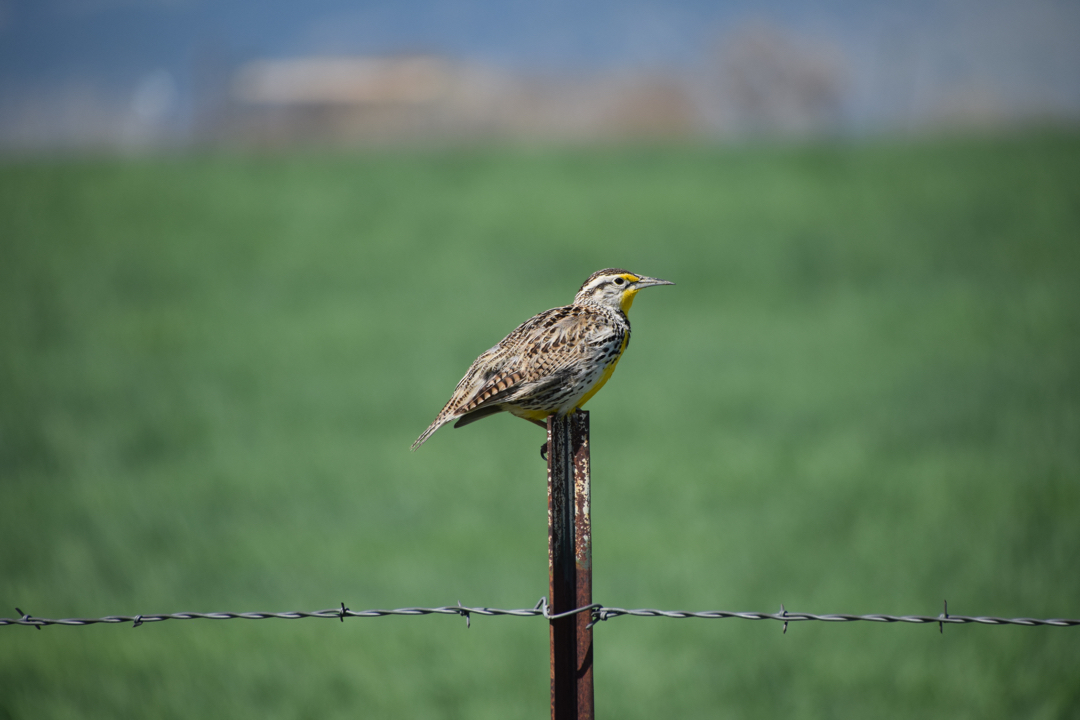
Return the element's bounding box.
[548,410,593,720]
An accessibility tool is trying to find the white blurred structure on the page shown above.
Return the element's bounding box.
[222,55,697,146]
[124,70,180,148]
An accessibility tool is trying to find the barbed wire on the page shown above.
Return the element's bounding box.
[4,599,1078,633]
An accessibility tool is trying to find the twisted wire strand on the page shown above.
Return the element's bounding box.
[589,608,1080,627]
[4,600,1077,629]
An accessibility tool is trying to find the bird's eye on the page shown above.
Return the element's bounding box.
[613,277,625,286]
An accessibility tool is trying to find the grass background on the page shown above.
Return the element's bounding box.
[1,133,1078,718]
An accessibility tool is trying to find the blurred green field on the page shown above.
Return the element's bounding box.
[1,133,1078,719]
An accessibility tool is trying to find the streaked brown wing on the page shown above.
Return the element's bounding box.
[448,305,589,416]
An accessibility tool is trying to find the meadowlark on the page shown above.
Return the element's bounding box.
[412,268,673,450]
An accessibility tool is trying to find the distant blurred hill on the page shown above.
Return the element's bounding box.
[1,0,1078,151]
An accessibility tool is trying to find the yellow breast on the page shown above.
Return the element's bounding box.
[574,332,630,410]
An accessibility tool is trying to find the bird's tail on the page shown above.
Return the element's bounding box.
[411,415,449,451]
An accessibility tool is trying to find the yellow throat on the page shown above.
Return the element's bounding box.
[618,274,641,314]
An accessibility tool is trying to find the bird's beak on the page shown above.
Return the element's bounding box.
[632,275,675,289]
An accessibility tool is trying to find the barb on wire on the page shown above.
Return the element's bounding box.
[15,608,39,630]
[4,601,1078,630]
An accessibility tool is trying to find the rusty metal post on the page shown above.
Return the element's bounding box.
[547,410,593,720]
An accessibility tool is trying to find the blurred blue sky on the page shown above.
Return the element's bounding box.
[3,0,1075,76]
[1,0,1078,147]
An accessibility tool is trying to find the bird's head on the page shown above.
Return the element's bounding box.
[573,268,674,314]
